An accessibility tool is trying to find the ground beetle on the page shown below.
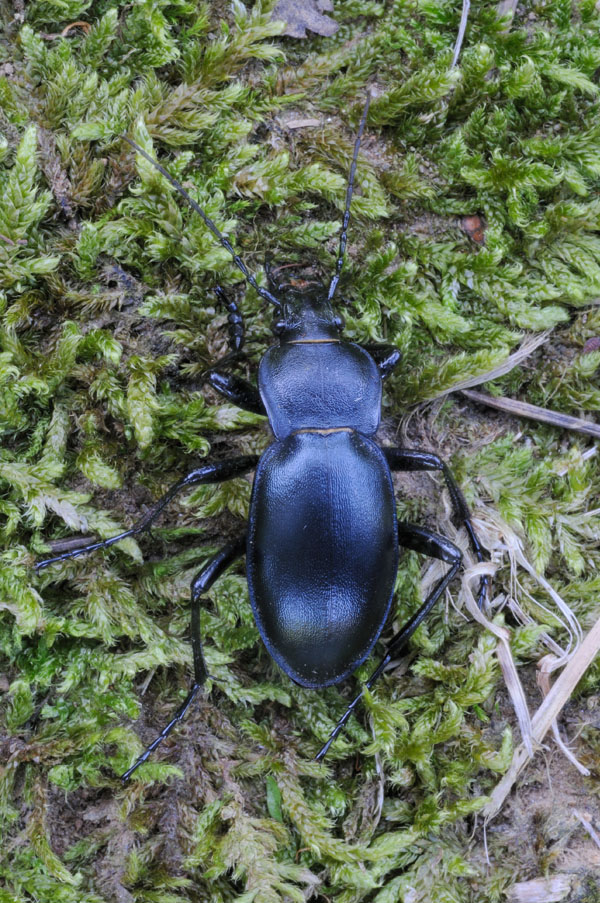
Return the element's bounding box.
[36,97,489,781]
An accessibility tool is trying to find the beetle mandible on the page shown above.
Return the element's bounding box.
[36,96,489,781]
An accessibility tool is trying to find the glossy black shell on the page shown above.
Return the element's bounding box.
[258,342,381,438]
[246,340,398,688]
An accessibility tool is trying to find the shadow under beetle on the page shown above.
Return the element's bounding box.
[36,96,489,781]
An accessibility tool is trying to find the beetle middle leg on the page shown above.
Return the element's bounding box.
[383,446,489,609]
[315,524,462,761]
[121,534,246,782]
[35,456,258,570]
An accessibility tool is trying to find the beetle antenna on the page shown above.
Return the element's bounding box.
[121,136,281,308]
[327,92,371,302]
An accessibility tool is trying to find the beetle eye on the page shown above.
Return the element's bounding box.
[272,319,286,334]
[334,315,345,330]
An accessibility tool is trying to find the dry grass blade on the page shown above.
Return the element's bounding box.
[483,612,600,820]
[457,507,585,809]
[452,0,471,67]
[460,389,600,439]
[461,562,534,758]
[496,0,519,28]
[435,332,550,399]
[537,654,590,776]
[444,509,535,756]
[572,809,600,849]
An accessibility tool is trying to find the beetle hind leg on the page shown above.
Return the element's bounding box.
[315,523,461,762]
[121,534,246,782]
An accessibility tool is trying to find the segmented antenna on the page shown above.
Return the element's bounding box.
[327,93,371,302]
[121,135,281,308]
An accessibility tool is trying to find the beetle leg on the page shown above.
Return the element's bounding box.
[315,524,461,762]
[121,534,246,782]
[383,446,489,610]
[361,344,402,380]
[203,284,265,414]
[264,255,281,292]
[35,456,258,570]
[205,370,265,415]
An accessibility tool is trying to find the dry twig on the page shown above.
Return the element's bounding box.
[460,389,600,439]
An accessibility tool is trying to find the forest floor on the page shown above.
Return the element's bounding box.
[2,1,600,901]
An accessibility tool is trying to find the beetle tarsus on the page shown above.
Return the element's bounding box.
[315,688,364,761]
[213,284,245,353]
[121,681,204,782]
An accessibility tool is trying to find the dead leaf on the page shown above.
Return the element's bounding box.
[461,214,486,244]
[272,0,338,38]
[285,118,321,129]
[37,127,77,228]
[507,876,572,903]
[583,336,600,353]
[61,21,91,36]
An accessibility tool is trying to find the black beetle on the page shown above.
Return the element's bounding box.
[36,97,489,781]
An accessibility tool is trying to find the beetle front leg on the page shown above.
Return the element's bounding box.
[361,344,402,381]
[315,524,462,761]
[35,456,258,570]
[383,446,489,610]
[121,534,246,782]
[205,370,266,415]
[264,254,285,293]
[200,285,253,385]
[203,283,265,415]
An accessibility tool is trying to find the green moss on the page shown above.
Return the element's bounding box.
[2,0,600,900]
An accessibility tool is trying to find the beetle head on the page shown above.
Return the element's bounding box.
[271,283,344,342]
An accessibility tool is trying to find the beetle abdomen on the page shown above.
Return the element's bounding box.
[247,431,398,688]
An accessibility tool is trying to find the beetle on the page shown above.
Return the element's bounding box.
[36,96,489,781]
